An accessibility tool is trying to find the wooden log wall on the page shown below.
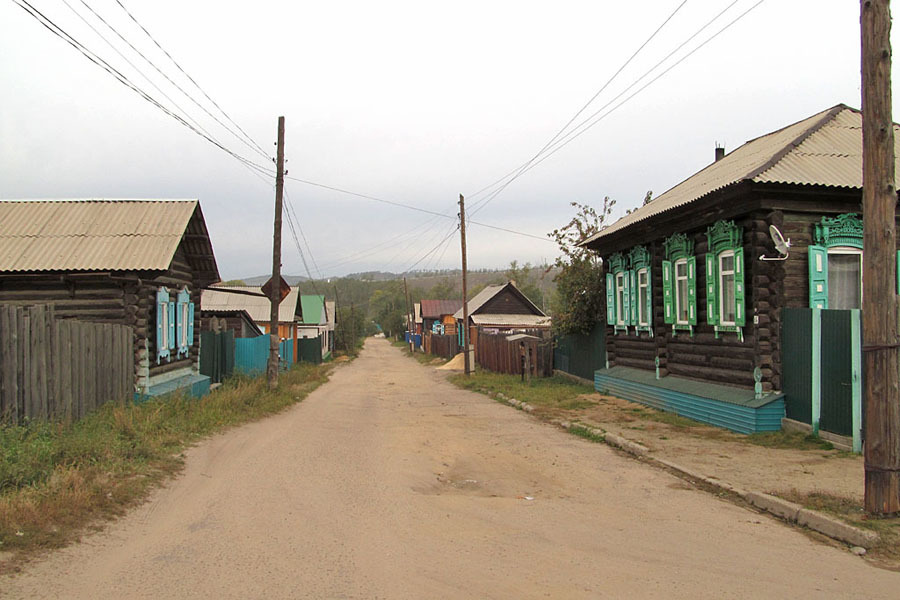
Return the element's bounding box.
[0,304,133,424]
[606,212,771,390]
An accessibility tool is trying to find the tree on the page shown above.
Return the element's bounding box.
[548,198,616,334]
[426,278,457,300]
[504,260,543,308]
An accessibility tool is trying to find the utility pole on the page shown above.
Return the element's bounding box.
[267,116,285,391]
[333,284,343,353]
[403,276,414,353]
[459,194,470,375]
[862,0,900,515]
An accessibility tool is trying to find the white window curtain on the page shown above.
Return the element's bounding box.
[828,251,861,310]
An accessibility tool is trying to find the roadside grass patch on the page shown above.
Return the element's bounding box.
[568,423,605,443]
[0,363,332,570]
[391,340,436,365]
[746,431,834,451]
[776,489,900,563]
[449,371,594,411]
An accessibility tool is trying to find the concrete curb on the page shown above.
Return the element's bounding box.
[494,390,879,549]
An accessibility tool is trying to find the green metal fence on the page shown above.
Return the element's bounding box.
[781,307,861,450]
[199,330,235,384]
[299,336,323,364]
[554,323,606,381]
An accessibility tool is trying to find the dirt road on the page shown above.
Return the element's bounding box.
[4,338,899,598]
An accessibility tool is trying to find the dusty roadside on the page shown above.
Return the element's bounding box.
[446,368,900,567]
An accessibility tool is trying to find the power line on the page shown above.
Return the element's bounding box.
[466,0,763,218]
[496,0,766,188]
[11,0,275,179]
[466,0,688,214]
[112,0,270,159]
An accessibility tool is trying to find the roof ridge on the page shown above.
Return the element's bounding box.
[741,104,847,182]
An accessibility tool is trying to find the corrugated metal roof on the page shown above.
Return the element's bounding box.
[0,199,200,272]
[201,286,301,323]
[420,299,462,319]
[300,295,325,325]
[581,104,900,246]
[470,314,551,327]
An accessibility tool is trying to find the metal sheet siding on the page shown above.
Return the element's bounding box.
[0,200,196,272]
[594,371,784,434]
[201,286,300,323]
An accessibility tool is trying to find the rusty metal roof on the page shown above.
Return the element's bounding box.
[201,286,301,324]
[0,199,217,278]
[420,299,462,319]
[581,104,900,246]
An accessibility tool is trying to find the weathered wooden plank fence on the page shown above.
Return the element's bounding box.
[0,304,133,424]
[475,331,553,377]
[425,333,458,359]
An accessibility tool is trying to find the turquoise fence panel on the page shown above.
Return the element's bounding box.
[279,338,294,368]
[554,323,606,381]
[235,336,269,375]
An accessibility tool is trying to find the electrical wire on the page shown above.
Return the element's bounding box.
[11,0,275,180]
[467,0,687,213]
[112,0,270,159]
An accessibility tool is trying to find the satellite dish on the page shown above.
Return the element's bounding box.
[759,225,791,261]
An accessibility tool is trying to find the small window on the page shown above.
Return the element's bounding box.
[719,251,736,325]
[637,268,649,326]
[828,247,862,310]
[181,303,190,346]
[615,272,626,326]
[161,306,169,348]
[674,259,689,324]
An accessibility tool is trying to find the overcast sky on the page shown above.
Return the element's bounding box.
[1,1,896,280]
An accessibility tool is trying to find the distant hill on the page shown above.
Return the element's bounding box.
[241,274,309,286]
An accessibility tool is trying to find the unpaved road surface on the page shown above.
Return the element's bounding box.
[4,338,899,598]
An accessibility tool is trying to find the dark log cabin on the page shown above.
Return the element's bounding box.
[0,199,220,398]
[580,104,900,436]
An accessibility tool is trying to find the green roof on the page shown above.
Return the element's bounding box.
[300,295,325,325]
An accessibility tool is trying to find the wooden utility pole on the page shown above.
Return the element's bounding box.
[459,194,470,375]
[403,277,414,352]
[862,0,900,515]
[267,116,286,391]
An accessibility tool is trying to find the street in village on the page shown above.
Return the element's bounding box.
[3,337,899,599]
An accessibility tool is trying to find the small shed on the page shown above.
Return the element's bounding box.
[0,199,220,398]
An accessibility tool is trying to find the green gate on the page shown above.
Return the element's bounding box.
[781,308,861,450]
[298,336,322,364]
[820,310,856,436]
[199,330,235,384]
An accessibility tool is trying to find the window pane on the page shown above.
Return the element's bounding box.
[721,255,734,272]
[828,254,861,310]
[639,284,648,325]
[721,272,735,323]
[677,278,689,322]
[676,262,686,277]
[639,271,648,285]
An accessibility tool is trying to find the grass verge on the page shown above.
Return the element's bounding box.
[0,362,332,571]
[449,370,594,410]
[392,339,445,365]
[776,489,900,566]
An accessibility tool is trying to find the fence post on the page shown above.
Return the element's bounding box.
[811,308,822,436]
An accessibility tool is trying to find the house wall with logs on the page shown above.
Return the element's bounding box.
[603,194,900,394]
[0,243,204,394]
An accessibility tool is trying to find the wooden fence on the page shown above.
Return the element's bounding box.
[0,304,134,424]
[425,333,458,359]
[475,331,553,378]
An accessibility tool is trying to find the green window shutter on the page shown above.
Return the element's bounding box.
[808,244,828,309]
[188,302,195,348]
[662,260,674,325]
[155,287,170,363]
[622,271,631,326]
[645,267,653,328]
[629,270,638,326]
[705,253,719,325]
[734,247,746,326]
[606,273,615,324]
[687,256,698,326]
